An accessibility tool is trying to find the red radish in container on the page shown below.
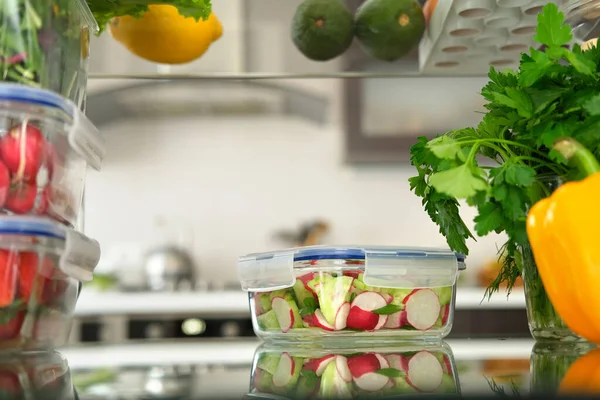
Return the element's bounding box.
[0,162,10,207]
[272,353,297,387]
[347,354,382,379]
[5,182,37,214]
[0,309,24,340]
[385,354,409,372]
[34,186,50,215]
[383,293,393,303]
[384,311,407,329]
[343,270,361,279]
[1,123,46,182]
[303,309,335,331]
[439,304,450,326]
[298,272,316,295]
[334,302,350,330]
[271,297,295,333]
[402,289,441,331]
[406,351,444,392]
[374,354,390,369]
[304,355,335,376]
[335,356,352,383]
[441,355,452,375]
[350,291,388,331]
[0,250,19,307]
[346,306,379,331]
[348,353,390,392]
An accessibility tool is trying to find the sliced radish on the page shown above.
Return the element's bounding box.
[384,311,407,329]
[347,354,381,379]
[346,306,379,331]
[407,351,444,392]
[351,291,388,310]
[441,355,452,375]
[298,272,317,296]
[385,354,409,371]
[351,292,389,331]
[343,270,361,279]
[304,355,335,376]
[403,289,441,331]
[372,354,388,371]
[383,293,393,304]
[272,353,296,387]
[440,304,450,326]
[354,372,390,392]
[334,302,350,331]
[271,297,295,333]
[374,315,388,331]
[313,309,335,331]
[335,356,352,383]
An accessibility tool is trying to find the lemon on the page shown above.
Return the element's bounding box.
[109,5,223,65]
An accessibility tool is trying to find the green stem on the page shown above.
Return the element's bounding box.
[459,138,551,159]
[553,137,600,178]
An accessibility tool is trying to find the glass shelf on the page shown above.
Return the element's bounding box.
[88,0,573,80]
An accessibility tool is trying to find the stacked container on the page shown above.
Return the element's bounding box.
[0,0,105,353]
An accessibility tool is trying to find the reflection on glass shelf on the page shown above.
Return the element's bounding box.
[88,0,557,79]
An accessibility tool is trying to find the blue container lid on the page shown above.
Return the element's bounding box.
[0,216,66,240]
[0,84,74,118]
[293,246,466,265]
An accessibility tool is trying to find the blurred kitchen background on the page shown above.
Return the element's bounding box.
[70,0,531,344]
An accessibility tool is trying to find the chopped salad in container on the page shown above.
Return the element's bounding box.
[249,343,459,398]
[0,84,105,227]
[238,246,466,343]
[0,216,100,352]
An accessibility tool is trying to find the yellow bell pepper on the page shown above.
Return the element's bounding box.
[526,137,600,344]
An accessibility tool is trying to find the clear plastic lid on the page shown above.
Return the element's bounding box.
[0,84,106,171]
[238,245,466,292]
[0,216,101,282]
[75,0,100,34]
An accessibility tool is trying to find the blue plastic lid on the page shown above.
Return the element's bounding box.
[293,246,466,265]
[0,216,66,240]
[0,84,73,118]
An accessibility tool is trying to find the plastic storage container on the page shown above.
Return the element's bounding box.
[0,0,98,110]
[249,343,460,399]
[564,0,600,44]
[0,351,75,399]
[0,216,101,352]
[238,246,466,343]
[0,84,105,227]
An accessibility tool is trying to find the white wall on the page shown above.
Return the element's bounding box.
[83,79,506,286]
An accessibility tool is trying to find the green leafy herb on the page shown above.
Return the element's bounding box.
[409,2,600,312]
[372,304,403,315]
[87,0,213,32]
[375,368,405,379]
[299,297,318,316]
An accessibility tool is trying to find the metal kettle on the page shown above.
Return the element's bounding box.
[143,246,197,292]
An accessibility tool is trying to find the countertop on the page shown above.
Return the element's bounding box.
[46,338,597,399]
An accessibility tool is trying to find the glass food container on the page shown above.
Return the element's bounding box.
[238,246,466,344]
[248,343,460,399]
[0,216,101,352]
[0,0,98,110]
[0,84,105,227]
[0,351,75,399]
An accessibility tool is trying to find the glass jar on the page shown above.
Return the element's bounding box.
[530,342,596,395]
[0,0,98,109]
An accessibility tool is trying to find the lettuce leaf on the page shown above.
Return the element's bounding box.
[87,0,212,33]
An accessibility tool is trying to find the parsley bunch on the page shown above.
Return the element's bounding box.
[410,3,600,299]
